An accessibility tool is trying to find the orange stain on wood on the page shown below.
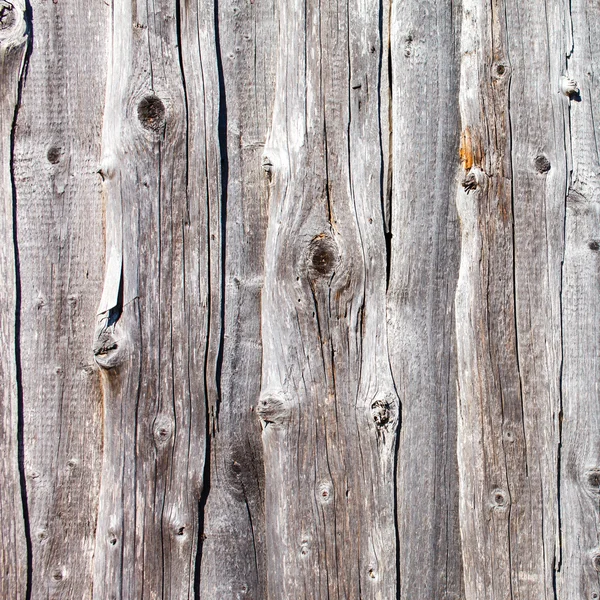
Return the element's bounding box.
[460,127,474,171]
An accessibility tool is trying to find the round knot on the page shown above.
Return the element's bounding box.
[370,399,391,427]
[152,414,174,447]
[137,94,166,133]
[491,488,509,508]
[306,234,339,280]
[257,391,292,428]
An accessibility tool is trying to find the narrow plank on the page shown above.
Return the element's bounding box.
[454,0,566,597]
[12,0,107,596]
[558,1,600,597]
[0,3,28,598]
[198,0,277,597]
[259,0,399,596]
[387,1,464,597]
[91,0,219,596]
[504,0,569,596]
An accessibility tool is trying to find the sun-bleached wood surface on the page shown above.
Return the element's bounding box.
[1,0,600,598]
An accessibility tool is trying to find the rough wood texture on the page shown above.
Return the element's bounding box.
[91,0,217,596]
[259,0,399,597]
[198,0,276,597]
[0,2,27,598]
[3,0,600,598]
[559,0,600,597]
[454,0,567,597]
[12,0,106,596]
[388,1,464,598]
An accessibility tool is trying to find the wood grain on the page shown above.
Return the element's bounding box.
[91,0,217,596]
[0,2,28,598]
[259,0,399,597]
[197,0,276,597]
[558,0,600,597]
[454,0,567,597]
[12,0,107,596]
[388,1,464,597]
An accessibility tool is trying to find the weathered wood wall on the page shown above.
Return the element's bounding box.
[1,0,599,597]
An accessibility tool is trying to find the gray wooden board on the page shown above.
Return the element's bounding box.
[198,0,276,597]
[558,0,600,597]
[388,1,464,597]
[12,0,107,596]
[259,0,399,597]
[454,0,568,597]
[3,0,600,597]
[0,2,28,598]
[91,0,216,596]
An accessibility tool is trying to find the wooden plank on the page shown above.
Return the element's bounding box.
[0,3,28,598]
[91,0,219,596]
[11,1,107,596]
[197,0,277,597]
[387,2,464,597]
[259,0,399,597]
[454,0,567,597]
[558,1,600,597]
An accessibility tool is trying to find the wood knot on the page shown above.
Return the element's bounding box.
[462,170,478,193]
[306,234,339,280]
[586,468,600,493]
[36,528,48,542]
[257,391,292,429]
[491,488,509,508]
[318,482,333,504]
[592,552,600,572]
[261,155,273,179]
[534,154,551,174]
[493,62,508,78]
[152,414,174,447]
[0,1,16,32]
[299,535,311,557]
[560,75,580,98]
[137,94,166,133]
[47,146,62,164]
[370,399,391,427]
[93,330,126,370]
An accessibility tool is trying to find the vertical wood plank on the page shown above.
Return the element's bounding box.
[0,3,28,598]
[91,0,219,596]
[12,0,107,596]
[454,0,567,597]
[260,0,399,597]
[387,1,464,597]
[558,1,600,597]
[198,0,277,597]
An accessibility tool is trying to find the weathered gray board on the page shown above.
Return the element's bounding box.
[1,0,600,597]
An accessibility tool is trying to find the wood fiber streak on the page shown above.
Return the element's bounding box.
[455,0,567,597]
[260,0,398,597]
[388,1,463,597]
[198,0,276,597]
[91,0,219,596]
[0,2,27,598]
[558,1,600,597]
[12,1,107,596]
